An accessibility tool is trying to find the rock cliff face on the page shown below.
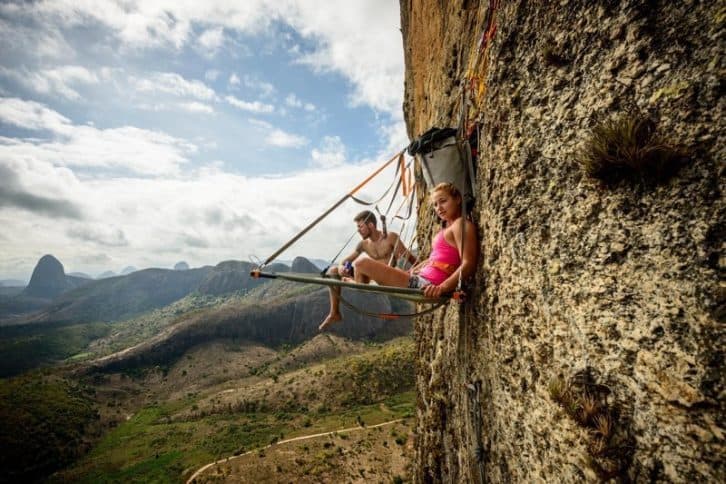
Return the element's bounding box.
[401,1,723,482]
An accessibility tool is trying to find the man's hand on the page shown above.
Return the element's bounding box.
[339,262,353,277]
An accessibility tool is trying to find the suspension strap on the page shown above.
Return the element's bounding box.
[457,200,467,292]
[259,150,403,268]
[454,71,480,294]
[376,156,414,224]
[350,151,405,206]
[374,158,413,243]
[338,292,448,320]
[386,183,418,267]
[375,206,388,239]
[400,152,412,197]
[321,227,361,276]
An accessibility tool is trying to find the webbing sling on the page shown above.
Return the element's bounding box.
[350,151,404,206]
[257,150,404,269]
[385,184,418,267]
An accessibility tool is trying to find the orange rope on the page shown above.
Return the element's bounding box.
[399,152,410,197]
[348,150,403,196]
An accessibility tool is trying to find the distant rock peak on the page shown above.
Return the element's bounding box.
[23,254,69,298]
[291,256,319,274]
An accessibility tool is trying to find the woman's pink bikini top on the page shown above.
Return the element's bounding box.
[418,230,461,285]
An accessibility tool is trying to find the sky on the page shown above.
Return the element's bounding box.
[0,0,414,281]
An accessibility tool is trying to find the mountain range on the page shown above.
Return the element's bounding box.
[0,253,411,376]
[0,255,414,482]
[0,255,305,322]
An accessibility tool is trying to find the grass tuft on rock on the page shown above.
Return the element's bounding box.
[547,367,634,480]
[576,113,687,184]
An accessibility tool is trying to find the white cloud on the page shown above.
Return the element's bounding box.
[0,97,195,176]
[229,73,240,86]
[197,26,225,55]
[0,65,101,101]
[242,75,275,97]
[284,93,317,112]
[266,129,308,148]
[285,93,302,108]
[9,1,402,116]
[204,69,220,81]
[67,224,129,247]
[0,97,72,133]
[282,1,403,117]
[132,72,216,101]
[248,118,309,148]
[136,103,167,112]
[311,135,345,168]
[178,101,214,114]
[379,119,409,158]
[248,118,272,129]
[0,16,75,60]
[225,95,274,113]
[20,1,274,50]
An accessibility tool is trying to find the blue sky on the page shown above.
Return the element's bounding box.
[0,1,412,281]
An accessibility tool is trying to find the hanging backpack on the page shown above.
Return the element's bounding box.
[407,127,476,210]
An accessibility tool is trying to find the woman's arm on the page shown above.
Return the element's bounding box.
[456,219,478,281]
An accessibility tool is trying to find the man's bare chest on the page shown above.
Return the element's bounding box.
[362,238,395,261]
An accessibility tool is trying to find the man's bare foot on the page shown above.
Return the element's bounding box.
[318,313,342,331]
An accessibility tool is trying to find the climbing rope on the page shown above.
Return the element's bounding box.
[320,227,361,276]
[338,291,448,320]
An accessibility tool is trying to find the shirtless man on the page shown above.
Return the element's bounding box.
[318,210,417,330]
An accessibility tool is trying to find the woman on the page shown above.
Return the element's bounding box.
[352,182,478,299]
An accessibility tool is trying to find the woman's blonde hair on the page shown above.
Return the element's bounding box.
[430,182,461,200]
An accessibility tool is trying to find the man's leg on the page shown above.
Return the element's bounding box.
[319,268,343,330]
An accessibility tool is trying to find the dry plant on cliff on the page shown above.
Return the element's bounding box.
[577,113,687,184]
[548,368,634,480]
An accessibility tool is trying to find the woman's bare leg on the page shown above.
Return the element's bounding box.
[353,258,410,287]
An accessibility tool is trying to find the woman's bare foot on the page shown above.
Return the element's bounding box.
[318,312,342,331]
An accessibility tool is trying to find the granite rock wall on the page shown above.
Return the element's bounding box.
[401,1,724,481]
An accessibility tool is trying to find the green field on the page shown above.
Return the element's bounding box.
[0,279,415,483]
[55,391,415,483]
[0,372,98,482]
